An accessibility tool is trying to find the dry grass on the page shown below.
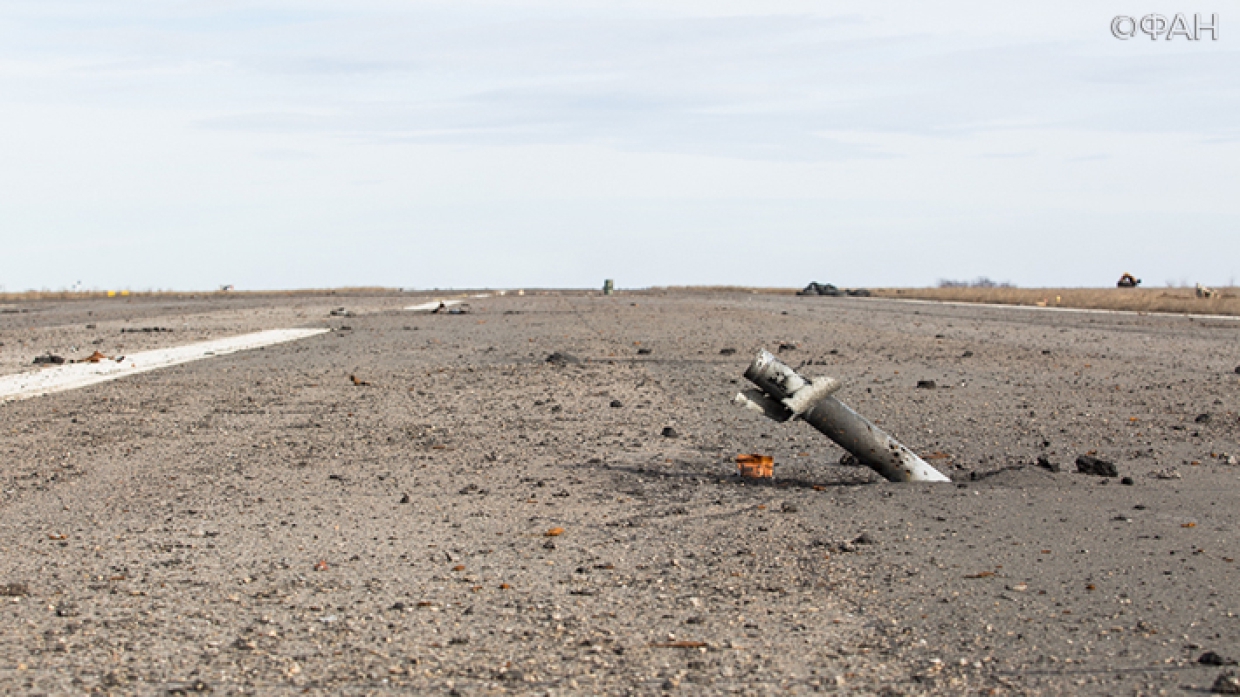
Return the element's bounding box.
[870,287,1240,317]
[647,285,1240,317]
[6,285,1238,317]
[644,285,797,295]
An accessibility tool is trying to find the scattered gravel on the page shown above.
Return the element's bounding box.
[2,290,1238,695]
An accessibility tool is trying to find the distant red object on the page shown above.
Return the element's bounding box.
[1116,273,1141,288]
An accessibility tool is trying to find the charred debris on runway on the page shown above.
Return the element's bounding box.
[796,281,871,297]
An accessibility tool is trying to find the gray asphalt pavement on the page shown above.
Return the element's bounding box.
[2,291,1238,695]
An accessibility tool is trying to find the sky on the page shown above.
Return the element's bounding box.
[1,1,1237,291]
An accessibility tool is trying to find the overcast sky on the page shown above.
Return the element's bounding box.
[2,1,1236,291]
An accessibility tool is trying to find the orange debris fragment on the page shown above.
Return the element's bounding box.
[737,454,773,478]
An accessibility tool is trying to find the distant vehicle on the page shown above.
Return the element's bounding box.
[1116,273,1141,288]
[220,284,235,292]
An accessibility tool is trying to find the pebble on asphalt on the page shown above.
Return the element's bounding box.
[1212,671,1240,694]
[545,352,580,365]
[1201,651,1238,666]
[1035,455,1060,473]
[1076,454,1118,478]
[0,582,30,597]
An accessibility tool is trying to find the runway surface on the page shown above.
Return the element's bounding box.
[2,290,1238,694]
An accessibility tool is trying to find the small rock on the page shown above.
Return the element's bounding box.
[0,582,29,597]
[719,348,737,356]
[1235,366,1240,375]
[609,400,623,408]
[498,669,524,682]
[33,355,66,365]
[1152,467,1182,480]
[781,502,799,513]
[1121,476,1134,486]
[458,483,480,495]
[853,532,878,545]
[637,348,652,355]
[778,342,797,352]
[1035,455,1060,473]
[660,426,680,438]
[916,380,937,389]
[1201,651,1238,666]
[1076,455,1118,478]
[542,540,556,550]
[399,493,410,504]
[545,352,580,365]
[1196,413,1212,424]
[1212,672,1240,694]
[839,453,860,467]
[961,350,974,358]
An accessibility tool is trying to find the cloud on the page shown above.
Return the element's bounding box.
[2,1,1238,289]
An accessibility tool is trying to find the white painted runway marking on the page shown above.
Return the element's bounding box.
[405,299,462,312]
[866,297,1240,322]
[405,293,492,311]
[0,328,329,403]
